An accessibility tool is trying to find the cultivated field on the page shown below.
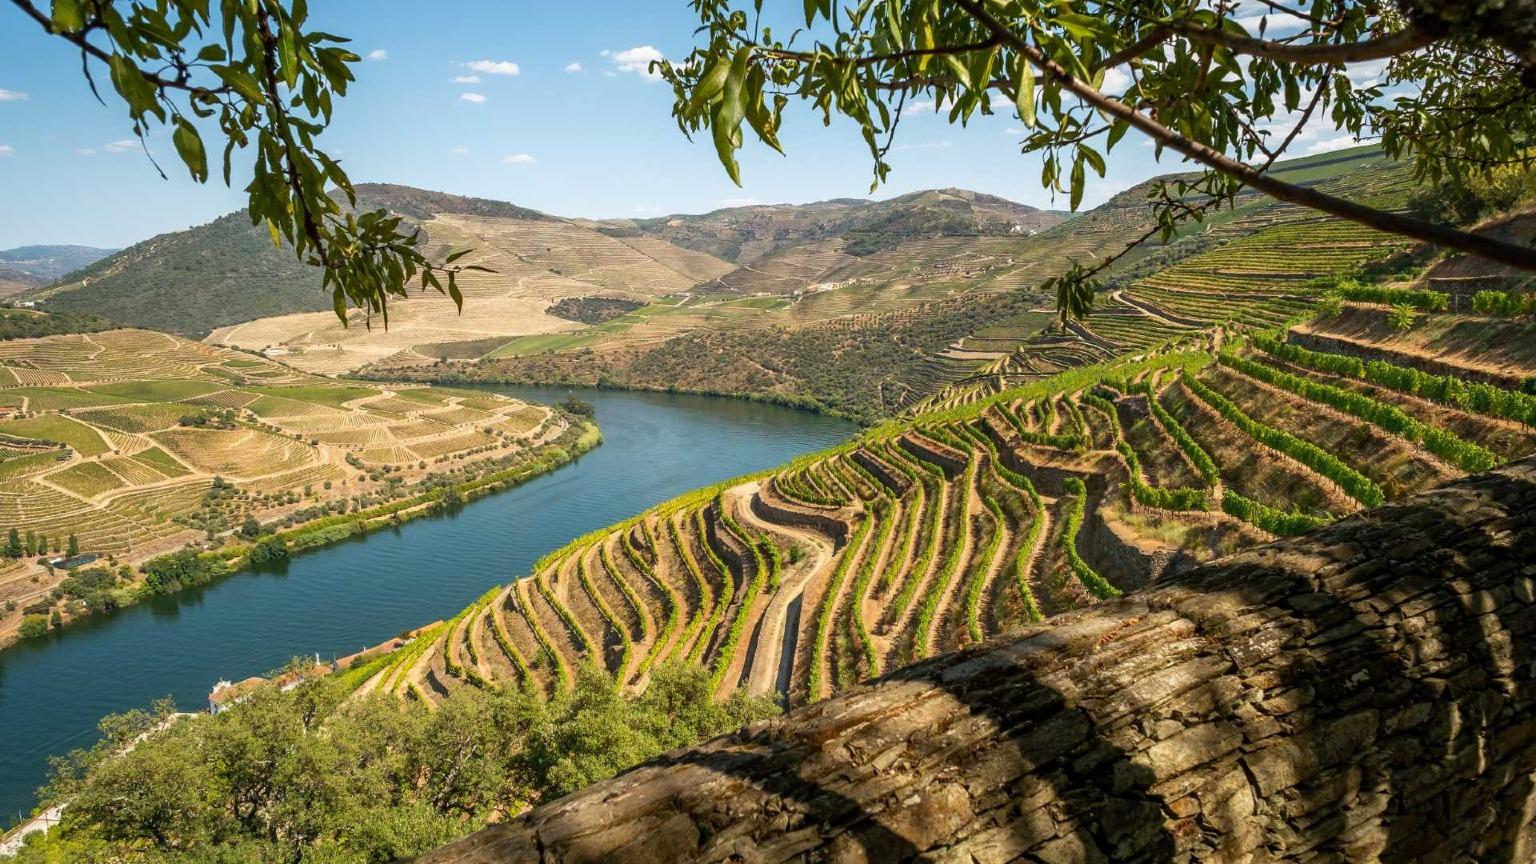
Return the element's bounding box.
[0,328,566,626]
[368,291,1536,709]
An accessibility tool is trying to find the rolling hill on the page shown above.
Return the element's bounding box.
[361,280,1536,713]
[379,147,1420,420]
[0,245,116,295]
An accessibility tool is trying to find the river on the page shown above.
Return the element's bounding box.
[0,386,854,824]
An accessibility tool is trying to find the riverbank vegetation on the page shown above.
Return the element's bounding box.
[13,661,775,863]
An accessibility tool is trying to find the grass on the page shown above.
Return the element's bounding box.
[0,415,110,457]
[84,380,226,402]
[248,384,381,408]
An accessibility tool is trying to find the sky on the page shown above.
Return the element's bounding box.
[0,1,1370,250]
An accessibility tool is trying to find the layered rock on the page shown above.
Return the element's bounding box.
[417,456,1536,863]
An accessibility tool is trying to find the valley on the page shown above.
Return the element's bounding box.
[371,287,1536,709]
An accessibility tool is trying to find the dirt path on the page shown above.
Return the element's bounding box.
[727,482,835,699]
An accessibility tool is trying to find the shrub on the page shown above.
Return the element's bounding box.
[1220,352,1498,472]
[1334,281,1449,312]
[1061,478,1118,599]
[18,613,48,638]
[1388,304,1418,332]
[1471,290,1536,317]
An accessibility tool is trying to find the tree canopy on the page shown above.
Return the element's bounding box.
[12,0,1536,323]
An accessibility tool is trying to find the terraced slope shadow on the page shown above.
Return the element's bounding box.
[415,456,1536,864]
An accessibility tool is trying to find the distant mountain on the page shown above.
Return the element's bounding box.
[27,184,1061,340]
[0,245,116,294]
[27,212,331,338]
[609,187,1066,264]
[23,185,558,339]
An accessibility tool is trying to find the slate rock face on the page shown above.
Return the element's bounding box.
[416,457,1536,864]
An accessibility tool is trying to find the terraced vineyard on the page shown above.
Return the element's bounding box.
[0,327,575,628]
[372,295,1536,710]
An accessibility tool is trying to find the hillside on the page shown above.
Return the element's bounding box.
[610,187,1065,270]
[416,453,1536,863]
[0,328,590,644]
[357,282,1535,711]
[0,245,115,295]
[27,212,331,337]
[379,148,1418,420]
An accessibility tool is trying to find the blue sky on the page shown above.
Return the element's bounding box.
[0,1,1362,250]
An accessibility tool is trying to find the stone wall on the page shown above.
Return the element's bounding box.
[852,448,912,496]
[898,431,968,478]
[756,481,853,546]
[416,457,1536,864]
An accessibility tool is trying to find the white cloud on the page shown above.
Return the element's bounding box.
[1305,134,1360,155]
[607,46,664,78]
[502,153,537,164]
[719,197,761,208]
[466,60,521,76]
[366,49,388,62]
[104,138,138,153]
[905,99,935,114]
[451,75,481,84]
[564,62,583,73]
[459,92,487,104]
[75,148,95,156]
[448,145,470,155]
[1344,58,1389,89]
[0,89,27,102]
[1004,126,1024,135]
[0,145,14,157]
[1100,66,1131,96]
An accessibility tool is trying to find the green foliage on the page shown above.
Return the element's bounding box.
[1252,334,1536,426]
[1181,372,1385,507]
[1219,351,1498,472]
[807,513,873,701]
[1136,382,1221,483]
[559,396,596,418]
[1388,303,1419,332]
[140,548,232,595]
[1472,290,1536,317]
[24,0,484,325]
[0,308,116,340]
[18,613,49,638]
[1116,441,1211,510]
[1319,278,1451,312]
[24,664,775,863]
[1407,164,1536,227]
[1220,489,1329,537]
[1060,478,1117,599]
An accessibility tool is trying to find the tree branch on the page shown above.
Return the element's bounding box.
[949,0,1536,271]
[9,0,231,97]
[1171,20,1442,64]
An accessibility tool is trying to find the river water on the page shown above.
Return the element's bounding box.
[0,386,854,823]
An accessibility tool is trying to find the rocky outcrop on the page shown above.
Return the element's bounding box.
[416,457,1536,864]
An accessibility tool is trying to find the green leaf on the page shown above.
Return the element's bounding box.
[1080,144,1105,177]
[445,248,471,264]
[1012,55,1036,128]
[172,117,208,183]
[1070,156,1085,211]
[50,0,84,32]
